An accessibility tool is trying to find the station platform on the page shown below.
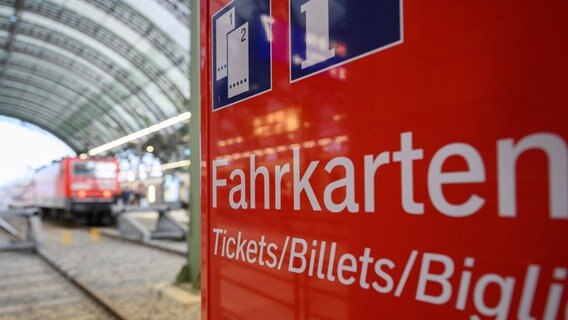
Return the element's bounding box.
[107,208,189,255]
[0,212,199,320]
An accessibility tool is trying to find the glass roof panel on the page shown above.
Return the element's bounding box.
[124,94,157,123]
[13,34,120,83]
[0,0,190,151]
[122,0,189,50]
[6,57,138,134]
[0,105,84,148]
[0,5,14,17]
[10,51,114,88]
[111,102,142,131]
[0,97,90,136]
[2,82,72,103]
[21,12,136,74]
[16,14,183,115]
[165,67,190,99]
[97,15,143,50]
[64,0,109,24]
[6,62,104,96]
[132,37,172,71]
[142,81,178,115]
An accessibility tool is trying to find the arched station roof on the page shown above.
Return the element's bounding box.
[0,0,190,152]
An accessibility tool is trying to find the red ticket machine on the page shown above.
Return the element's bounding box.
[201,1,568,319]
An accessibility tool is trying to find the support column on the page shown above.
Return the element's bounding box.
[187,0,201,287]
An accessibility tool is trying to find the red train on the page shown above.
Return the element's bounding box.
[9,157,120,224]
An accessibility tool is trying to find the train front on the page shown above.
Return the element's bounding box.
[66,158,120,222]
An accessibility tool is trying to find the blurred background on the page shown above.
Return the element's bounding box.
[0,1,199,319]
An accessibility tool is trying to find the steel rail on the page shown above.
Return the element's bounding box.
[36,249,133,320]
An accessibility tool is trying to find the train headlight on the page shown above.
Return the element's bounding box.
[102,190,112,198]
[77,190,87,198]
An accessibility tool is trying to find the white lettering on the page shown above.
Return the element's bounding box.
[324,157,359,213]
[393,132,425,214]
[416,253,454,304]
[364,152,390,212]
[212,159,228,208]
[211,131,565,222]
[358,248,374,289]
[275,164,290,210]
[250,155,270,209]
[498,133,568,219]
[337,253,357,285]
[293,147,321,211]
[229,169,248,209]
[212,228,224,254]
[428,143,486,217]
[288,238,307,273]
[518,265,539,320]
[543,268,567,320]
[372,258,395,294]
[473,273,515,320]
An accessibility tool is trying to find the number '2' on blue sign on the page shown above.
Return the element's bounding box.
[212,0,272,111]
[289,0,403,82]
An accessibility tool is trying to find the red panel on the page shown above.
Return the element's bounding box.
[200,1,211,319]
[62,158,71,199]
[201,1,568,319]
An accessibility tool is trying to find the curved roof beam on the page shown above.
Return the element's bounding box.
[0,0,23,88]
[83,0,188,59]
[6,52,135,132]
[0,86,115,143]
[23,0,188,72]
[0,56,136,134]
[0,101,89,148]
[13,19,188,113]
[15,5,189,107]
[0,16,184,126]
[3,74,89,108]
[5,23,167,122]
[0,0,191,151]
[0,100,107,150]
[7,55,148,131]
[0,74,126,138]
[6,47,155,129]
[1,63,139,133]
[0,109,82,152]
[0,101,83,141]
[151,0,190,25]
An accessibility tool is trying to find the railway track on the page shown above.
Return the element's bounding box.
[0,220,200,320]
[0,251,117,320]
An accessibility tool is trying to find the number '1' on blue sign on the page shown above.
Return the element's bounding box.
[289,0,403,82]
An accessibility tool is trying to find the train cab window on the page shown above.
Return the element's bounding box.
[95,163,118,179]
[73,162,117,179]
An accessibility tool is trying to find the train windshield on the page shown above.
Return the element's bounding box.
[73,162,117,179]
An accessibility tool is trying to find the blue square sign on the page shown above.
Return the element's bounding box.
[212,0,272,111]
[290,0,403,82]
